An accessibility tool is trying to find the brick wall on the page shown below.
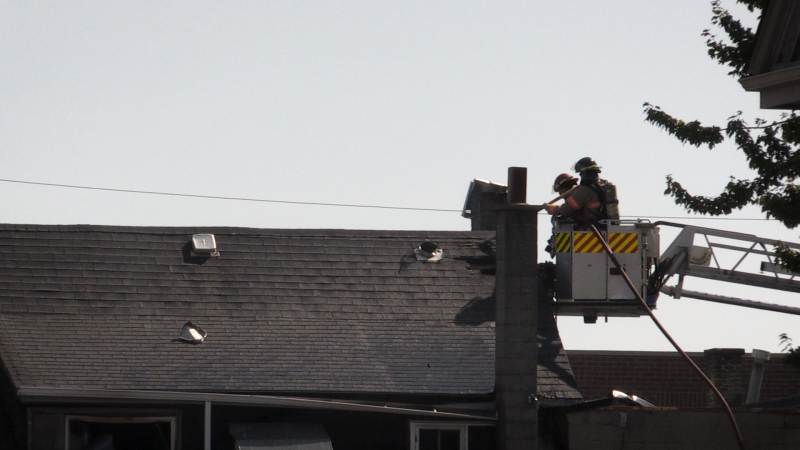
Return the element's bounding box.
[704,348,745,406]
[568,350,800,407]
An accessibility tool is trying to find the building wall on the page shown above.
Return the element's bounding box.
[0,367,25,450]
[566,408,800,450]
[569,351,800,407]
[25,403,492,450]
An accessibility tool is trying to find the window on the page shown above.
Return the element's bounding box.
[410,422,494,450]
[66,414,177,450]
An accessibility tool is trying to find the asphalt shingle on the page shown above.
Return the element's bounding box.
[0,225,580,401]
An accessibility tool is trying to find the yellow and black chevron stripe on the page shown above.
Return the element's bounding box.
[556,233,571,253]
[608,232,639,253]
[556,232,639,254]
[573,232,604,253]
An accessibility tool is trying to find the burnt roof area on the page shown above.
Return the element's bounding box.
[0,224,580,403]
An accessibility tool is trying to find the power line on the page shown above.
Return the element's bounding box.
[536,212,772,221]
[619,215,771,221]
[538,212,774,221]
[0,178,461,213]
[0,177,779,221]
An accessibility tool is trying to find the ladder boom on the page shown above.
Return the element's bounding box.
[654,223,800,311]
[660,286,800,316]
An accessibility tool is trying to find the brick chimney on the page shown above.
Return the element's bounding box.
[495,167,539,450]
[704,348,744,407]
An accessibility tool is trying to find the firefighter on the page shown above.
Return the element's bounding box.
[552,172,578,196]
[573,156,602,186]
[572,156,620,221]
[543,172,602,223]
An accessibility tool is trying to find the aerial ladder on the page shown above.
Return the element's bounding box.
[552,219,800,322]
[460,177,800,321]
[463,174,798,449]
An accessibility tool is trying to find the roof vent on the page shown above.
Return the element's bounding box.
[179,321,207,344]
[191,234,219,257]
[414,241,443,262]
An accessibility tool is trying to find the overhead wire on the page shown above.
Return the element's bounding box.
[0,178,461,213]
[618,215,770,221]
[0,177,779,221]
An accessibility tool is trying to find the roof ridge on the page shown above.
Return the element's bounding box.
[0,223,494,237]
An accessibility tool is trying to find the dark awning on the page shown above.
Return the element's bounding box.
[229,423,333,450]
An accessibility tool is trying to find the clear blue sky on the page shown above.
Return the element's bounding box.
[1,1,797,353]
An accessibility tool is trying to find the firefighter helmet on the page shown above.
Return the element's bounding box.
[553,173,578,192]
[572,157,602,173]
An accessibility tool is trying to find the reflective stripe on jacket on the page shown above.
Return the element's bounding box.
[545,185,601,220]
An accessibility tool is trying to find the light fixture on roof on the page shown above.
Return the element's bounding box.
[179,321,207,344]
[612,390,655,407]
[191,234,220,257]
[414,241,443,262]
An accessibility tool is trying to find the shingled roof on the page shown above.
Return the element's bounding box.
[0,224,580,402]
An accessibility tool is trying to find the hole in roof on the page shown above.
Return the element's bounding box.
[414,241,443,262]
[179,321,206,344]
[420,242,438,253]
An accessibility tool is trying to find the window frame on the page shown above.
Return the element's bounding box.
[64,411,179,450]
[409,421,494,450]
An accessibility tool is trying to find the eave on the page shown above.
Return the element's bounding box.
[17,386,497,421]
[740,64,800,109]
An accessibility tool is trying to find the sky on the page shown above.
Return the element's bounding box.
[1,1,797,354]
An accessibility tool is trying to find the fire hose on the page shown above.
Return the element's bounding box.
[587,223,745,450]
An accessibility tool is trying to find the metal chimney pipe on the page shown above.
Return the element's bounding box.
[745,349,771,404]
[507,167,527,204]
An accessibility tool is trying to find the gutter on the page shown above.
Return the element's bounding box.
[740,64,800,91]
[17,386,496,421]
